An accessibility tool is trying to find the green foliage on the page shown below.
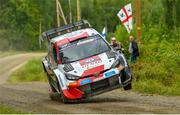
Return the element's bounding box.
[141,0,164,25]
[0,0,55,51]
[0,0,179,51]
[81,0,127,32]
[162,0,179,29]
[9,58,47,83]
[129,33,180,96]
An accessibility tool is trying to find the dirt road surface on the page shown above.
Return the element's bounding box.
[0,53,180,114]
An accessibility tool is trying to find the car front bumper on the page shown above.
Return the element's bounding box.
[62,68,132,100]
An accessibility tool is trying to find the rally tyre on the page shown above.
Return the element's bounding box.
[123,83,132,90]
[47,73,57,93]
[57,80,69,103]
[60,92,69,104]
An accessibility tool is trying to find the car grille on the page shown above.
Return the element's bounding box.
[79,75,120,97]
[91,79,109,92]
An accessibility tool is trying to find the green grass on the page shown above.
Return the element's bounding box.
[131,39,180,96]
[9,58,47,83]
[0,106,24,114]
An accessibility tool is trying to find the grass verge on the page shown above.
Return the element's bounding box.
[9,58,47,83]
[0,106,24,114]
[131,39,180,96]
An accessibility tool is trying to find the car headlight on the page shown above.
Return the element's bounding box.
[65,73,79,80]
[111,59,120,68]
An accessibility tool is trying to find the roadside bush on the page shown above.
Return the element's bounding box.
[114,25,180,96]
[133,39,179,95]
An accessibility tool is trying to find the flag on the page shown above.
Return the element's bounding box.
[101,27,106,39]
[117,3,133,33]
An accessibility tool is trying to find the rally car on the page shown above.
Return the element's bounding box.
[41,20,132,103]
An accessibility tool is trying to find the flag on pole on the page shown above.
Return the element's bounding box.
[101,27,106,39]
[117,3,133,33]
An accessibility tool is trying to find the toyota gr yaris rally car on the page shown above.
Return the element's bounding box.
[42,20,132,103]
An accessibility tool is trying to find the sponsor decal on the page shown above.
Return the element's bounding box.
[79,56,102,69]
[104,70,116,78]
[80,78,92,85]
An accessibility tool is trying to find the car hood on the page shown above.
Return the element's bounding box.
[59,52,116,77]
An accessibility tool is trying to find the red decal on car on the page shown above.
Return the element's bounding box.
[68,32,88,42]
[56,38,70,46]
[82,65,104,77]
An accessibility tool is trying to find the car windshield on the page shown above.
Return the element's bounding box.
[59,35,110,64]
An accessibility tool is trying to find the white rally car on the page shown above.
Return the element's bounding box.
[42,20,132,103]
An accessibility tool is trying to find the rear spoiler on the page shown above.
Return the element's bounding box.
[41,20,91,41]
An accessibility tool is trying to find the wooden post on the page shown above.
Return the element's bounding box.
[134,0,142,43]
[77,0,81,21]
[68,0,72,23]
[56,0,60,27]
[57,0,68,25]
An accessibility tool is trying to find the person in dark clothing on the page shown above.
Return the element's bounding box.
[128,36,139,63]
[110,37,124,52]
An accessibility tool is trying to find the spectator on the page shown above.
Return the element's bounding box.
[128,35,139,63]
[110,37,123,52]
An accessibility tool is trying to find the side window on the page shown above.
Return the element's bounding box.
[49,43,58,67]
[52,45,58,63]
[47,43,51,62]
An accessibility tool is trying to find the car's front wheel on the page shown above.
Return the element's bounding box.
[123,83,132,90]
[57,80,70,103]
